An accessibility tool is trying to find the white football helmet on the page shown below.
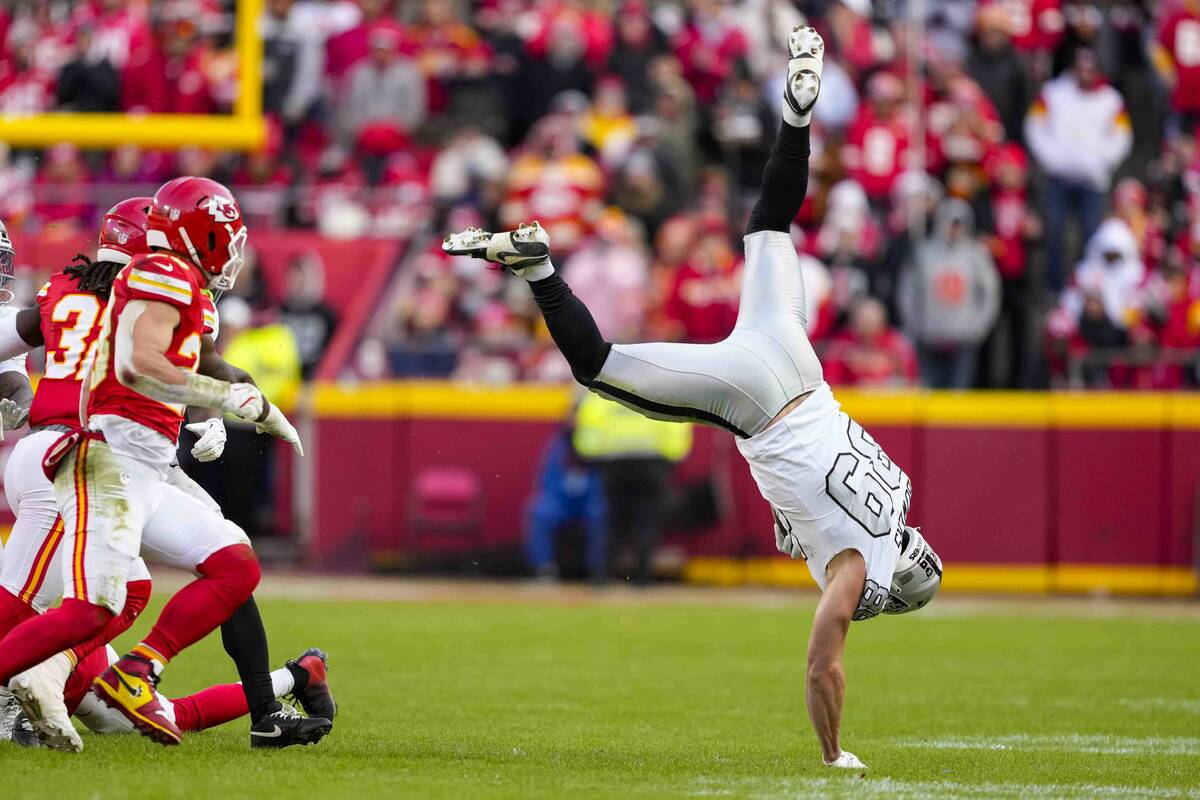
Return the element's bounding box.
[885,526,942,614]
[0,219,14,305]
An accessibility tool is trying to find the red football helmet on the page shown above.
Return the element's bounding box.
[97,196,152,264]
[146,176,248,291]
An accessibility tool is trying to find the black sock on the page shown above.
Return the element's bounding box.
[286,661,310,694]
[746,122,811,234]
[529,273,612,384]
[220,597,279,724]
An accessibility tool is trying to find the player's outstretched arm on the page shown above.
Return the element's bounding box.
[115,299,268,424]
[806,549,867,769]
[194,333,304,456]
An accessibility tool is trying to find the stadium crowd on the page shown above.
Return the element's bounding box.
[0,0,1198,389]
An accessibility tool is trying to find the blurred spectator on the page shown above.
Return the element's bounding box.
[261,0,326,124]
[967,7,1033,144]
[216,296,302,539]
[230,124,293,229]
[429,127,508,211]
[34,144,93,229]
[661,227,741,343]
[572,393,691,586]
[500,115,605,256]
[564,210,650,343]
[712,69,773,194]
[609,117,686,236]
[979,144,1042,387]
[813,179,882,317]
[823,297,918,388]
[407,0,491,115]
[121,6,219,114]
[978,0,1065,80]
[605,1,668,113]
[672,0,749,105]
[280,251,339,378]
[525,424,608,582]
[899,199,1002,389]
[843,72,911,204]
[1154,0,1200,133]
[0,34,54,114]
[1059,217,1145,334]
[325,0,403,83]
[1024,48,1132,290]
[55,25,119,112]
[581,76,638,164]
[336,27,425,175]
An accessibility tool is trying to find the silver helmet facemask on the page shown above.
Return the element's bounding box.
[885,526,942,614]
[0,221,13,306]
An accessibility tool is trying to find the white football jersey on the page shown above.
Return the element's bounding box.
[736,383,912,618]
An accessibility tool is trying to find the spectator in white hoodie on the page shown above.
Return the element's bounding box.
[1060,217,1146,333]
[1024,48,1132,292]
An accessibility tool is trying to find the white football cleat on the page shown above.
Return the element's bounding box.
[785,25,824,127]
[10,652,82,753]
[443,221,552,277]
[824,750,867,769]
[0,686,18,741]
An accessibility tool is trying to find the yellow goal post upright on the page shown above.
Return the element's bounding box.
[0,0,265,150]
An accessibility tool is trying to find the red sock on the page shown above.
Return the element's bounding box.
[68,578,152,663]
[64,647,111,716]
[170,683,250,732]
[0,599,113,684]
[0,587,36,640]
[139,545,259,663]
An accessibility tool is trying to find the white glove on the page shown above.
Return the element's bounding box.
[222,382,266,423]
[774,520,805,560]
[256,402,304,457]
[185,417,227,462]
[824,751,866,769]
[0,397,27,439]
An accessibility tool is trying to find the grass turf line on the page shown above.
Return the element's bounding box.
[5,590,1199,799]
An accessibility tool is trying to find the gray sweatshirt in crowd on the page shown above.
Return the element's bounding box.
[898,199,1002,348]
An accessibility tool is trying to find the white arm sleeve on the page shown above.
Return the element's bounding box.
[0,306,32,371]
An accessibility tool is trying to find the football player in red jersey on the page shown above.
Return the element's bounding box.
[0,178,312,749]
[0,195,331,751]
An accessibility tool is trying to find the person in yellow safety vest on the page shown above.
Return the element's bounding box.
[571,394,692,585]
[210,296,303,540]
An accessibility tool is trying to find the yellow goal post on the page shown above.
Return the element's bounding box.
[0,0,265,150]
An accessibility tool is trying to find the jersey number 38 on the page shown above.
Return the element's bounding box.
[825,418,906,538]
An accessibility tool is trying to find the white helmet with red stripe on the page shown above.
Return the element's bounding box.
[146,176,248,291]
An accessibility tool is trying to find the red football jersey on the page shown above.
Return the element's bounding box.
[29,272,108,429]
[86,252,208,443]
[1159,8,1200,114]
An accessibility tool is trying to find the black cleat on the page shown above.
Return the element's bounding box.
[286,648,337,724]
[249,703,331,749]
[12,711,42,748]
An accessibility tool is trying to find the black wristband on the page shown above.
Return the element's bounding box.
[255,398,271,424]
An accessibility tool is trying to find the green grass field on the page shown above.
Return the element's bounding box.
[6,578,1200,799]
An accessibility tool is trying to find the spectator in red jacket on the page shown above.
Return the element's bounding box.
[824,297,919,387]
[325,0,404,84]
[1154,0,1200,131]
[843,71,912,204]
[661,227,741,343]
[121,10,217,113]
[672,0,748,104]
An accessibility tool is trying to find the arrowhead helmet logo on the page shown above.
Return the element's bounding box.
[204,195,240,224]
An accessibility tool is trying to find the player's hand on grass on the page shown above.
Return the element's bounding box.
[186,417,227,462]
[256,403,304,457]
[823,751,866,769]
[222,382,267,423]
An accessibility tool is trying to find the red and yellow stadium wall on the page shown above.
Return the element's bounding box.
[306,383,1200,597]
